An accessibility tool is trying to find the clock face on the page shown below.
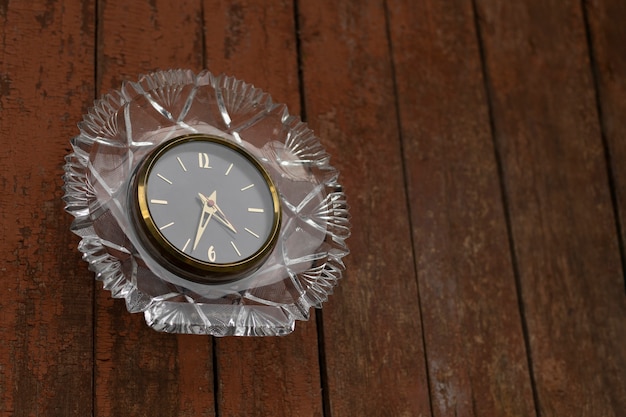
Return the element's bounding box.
[133,134,281,282]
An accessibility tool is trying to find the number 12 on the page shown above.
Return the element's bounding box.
[198,153,211,169]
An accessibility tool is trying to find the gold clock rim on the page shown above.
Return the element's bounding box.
[133,133,282,283]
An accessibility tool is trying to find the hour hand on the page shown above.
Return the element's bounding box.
[212,202,237,233]
[198,192,237,233]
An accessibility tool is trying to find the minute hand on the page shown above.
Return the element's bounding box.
[193,190,217,250]
[193,203,215,250]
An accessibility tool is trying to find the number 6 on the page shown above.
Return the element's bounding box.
[208,245,216,262]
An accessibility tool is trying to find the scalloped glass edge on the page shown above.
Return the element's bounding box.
[62,69,350,336]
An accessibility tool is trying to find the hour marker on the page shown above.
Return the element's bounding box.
[150,199,168,205]
[177,156,187,172]
[230,241,241,256]
[198,152,211,168]
[225,163,233,176]
[159,222,174,230]
[248,208,264,213]
[182,238,191,252]
[241,184,254,191]
[157,174,173,184]
[245,228,260,238]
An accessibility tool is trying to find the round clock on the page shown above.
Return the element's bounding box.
[63,69,350,336]
[132,134,281,282]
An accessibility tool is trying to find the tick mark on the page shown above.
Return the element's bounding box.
[245,228,260,238]
[177,156,187,172]
[157,174,172,184]
[225,163,233,176]
[150,199,168,205]
[159,222,174,230]
[248,208,264,213]
[241,184,254,191]
[231,241,241,256]
[182,238,191,252]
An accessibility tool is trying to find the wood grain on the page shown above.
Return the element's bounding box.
[1,1,626,415]
[0,1,95,416]
[387,0,537,415]
[98,0,204,91]
[203,1,323,415]
[95,1,214,416]
[297,0,431,415]
[203,0,300,107]
[475,0,626,415]
[586,0,626,286]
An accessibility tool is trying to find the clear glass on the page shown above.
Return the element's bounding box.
[63,69,350,336]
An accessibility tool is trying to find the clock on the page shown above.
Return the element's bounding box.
[63,69,350,336]
[132,134,281,282]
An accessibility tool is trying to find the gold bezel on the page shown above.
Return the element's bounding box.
[132,134,282,283]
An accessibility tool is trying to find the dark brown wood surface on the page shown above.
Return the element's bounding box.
[0,2,95,416]
[0,1,624,416]
[388,0,535,415]
[475,1,626,415]
[586,0,626,280]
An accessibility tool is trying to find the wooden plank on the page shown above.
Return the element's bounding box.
[475,1,626,415]
[297,1,431,415]
[386,0,537,415]
[0,1,95,416]
[202,1,324,415]
[586,0,626,285]
[95,1,214,416]
[204,0,300,106]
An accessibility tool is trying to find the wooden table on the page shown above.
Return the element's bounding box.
[1,1,625,416]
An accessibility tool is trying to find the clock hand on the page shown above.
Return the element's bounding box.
[198,192,237,233]
[212,202,237,233]
[193,191,217,251]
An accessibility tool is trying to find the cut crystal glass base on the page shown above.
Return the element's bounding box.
[63,69,350,336]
